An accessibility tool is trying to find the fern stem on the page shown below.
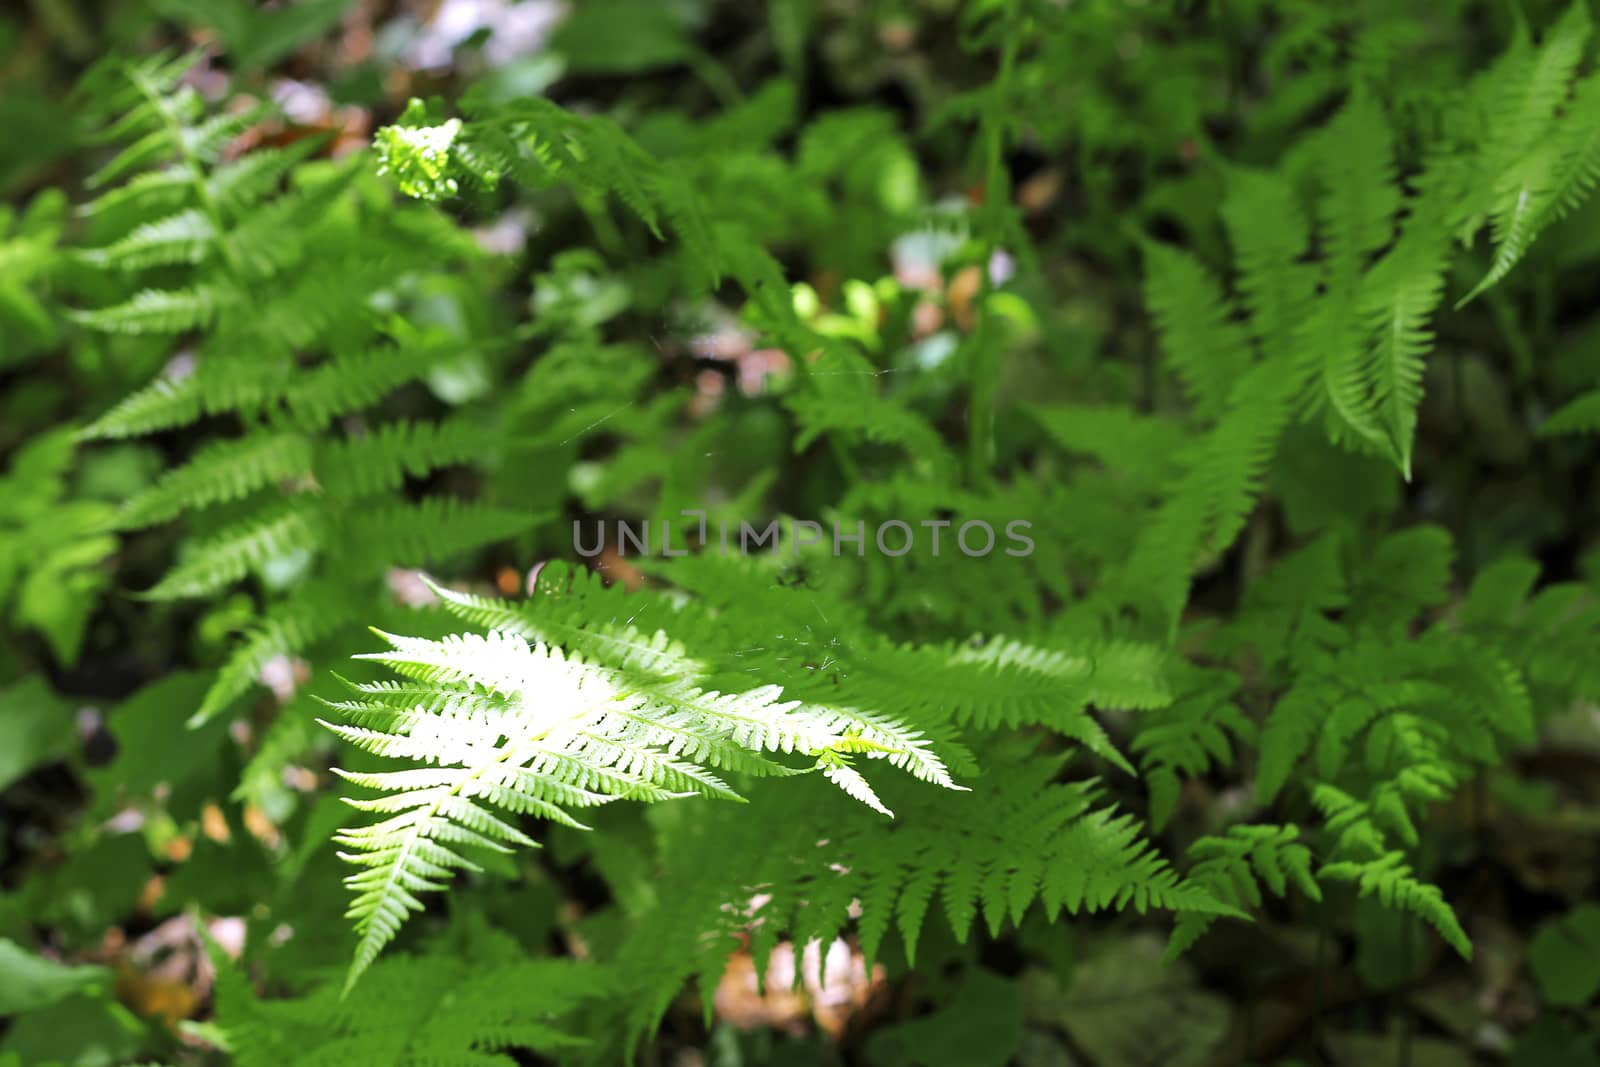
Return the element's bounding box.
[1312,900,1327,1053]
[577,191,627,258]
[1398,916,1414,1067]
[964,18,1020,490]
[685,44,743,109]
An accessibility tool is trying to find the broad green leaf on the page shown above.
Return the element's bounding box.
[0,677,72,792]
[0,940,108,1015]
[1529,905,1600,1006]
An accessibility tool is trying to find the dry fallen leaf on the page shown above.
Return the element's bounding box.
[114,959,200,1027]
[104,914,244,1029]
[713,937,889,1041]
[200,802,231,844]
[1017,168,1063,215]
[947,265,984,332]
[596,546,646,591]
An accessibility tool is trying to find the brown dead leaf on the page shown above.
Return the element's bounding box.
[716,948,812,1035]
[948,264,984,331]
[713,938,889,1041]
[596,546,646,591]
[114,959,200,1027]
[1017,168,1063,215]
[200,802,231,844]
[242,804,280,848]
[496,566,521,596]
[103,914,249,1029]
[387,567,439,607]
[137,874,165,913]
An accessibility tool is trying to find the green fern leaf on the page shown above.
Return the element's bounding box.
[117,432,312,529]
[1539,388,1600,434]
[142,505,325,600]
[70,284,237,334]
[1140,241,1251,420]
[76,208,216,270]
[1320,850,1470,958]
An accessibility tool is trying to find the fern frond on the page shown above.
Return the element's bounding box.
[1356,220,1449,477]
[1256,684,1329,804]
[1535,70,1600,222]
[251,258,412,351]
[1220,165,1315,360]
[1196,359,1301,553]
[424,567,1010,785]
[1475,5,1589,170]
[1132,670,1253,829]
[1349,524,1454,628]
[413,599,958,790]
[1309,93,1406,456]
[1459,3,1595,302]
[1117,355,1300,632]
[423,570,705,681]
[1314,93,1400,287]
[1140,241,1251,420]
[612,746,1238,1044]
[784,386,954,467]
[87,125,184,192]
[1539,388,1600,434]
[216,931,613,1067]
[1319,848,1470,958]
[1027,403,1186,486]
[314,418,501,500]
[209,138,326,214]
[1168,824,1322,958]
[845,636,1167,772]
[327,620,963,988]
[221,157,364,280]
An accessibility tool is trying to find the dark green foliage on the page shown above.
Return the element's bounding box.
[3,2,1600,1066]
